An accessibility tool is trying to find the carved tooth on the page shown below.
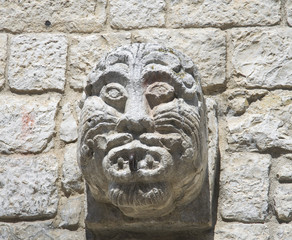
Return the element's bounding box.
[117,157,124,169]
[129,153,138,172]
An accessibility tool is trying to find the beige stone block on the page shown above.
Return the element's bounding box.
[0,34,7,89]
[169,0,280,28]
[274,184,292,222]
[69,33,131,89]
[0,154,58,219]
[60,103,78,143]
[9,34,67,93]
[0,94,60,154]
[229,28,292,88]
[274,224,292,240]
[62,143,84,195]
[215,223,270,240]
[110,0,165,29]
[226,90,292,152]
[220,152,271,222]
[132,29,226,93]
[287,0,292,26]
[0,0,106,33]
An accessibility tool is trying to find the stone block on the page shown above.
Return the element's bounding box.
[0,0,106,33]
[132,29,226,93]
[8,34,67,93]
[229,28,292,88]
[62,143,84,195]
[60,103,78,143]
[169,0,280,28]
[274,184,292,222]
[0,34,7,89]
[274,224,292,240]
[58,196,83,228]
[276,154,292,183]
[0,222,85,240]
[226,90,292,152]
[215,223,270,240]
[287,0,292,26]
[220,152,271,222]
[0,154,58,219]
[109,0,165,29]
[206,98,219,200]
[69,33,131,89]
[0,94,60,154]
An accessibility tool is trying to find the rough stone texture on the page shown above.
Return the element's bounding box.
[229,28,292,89]
[110,0,165,29]
[8,34,67,93]
[287,0,292,26]
[276,154,292,183]
[0,94,60,154]
[69,33,131,89]
[227,90,292,152]
[0,34,7,89]
[220,152,271,222]
[62,143,84,195]
[215,223,270,240]
[169,0,280,28]
[58,196,83,228]
[274,224,292,240]
[0,222,85,240]
[132,29,226,92]
[274,184,292,222]
[0,0,106,33]
[60,103,78,143]
[0,154,58,219]
[206,97,219,199]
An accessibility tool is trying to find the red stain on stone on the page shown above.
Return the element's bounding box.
[21,112,35,137]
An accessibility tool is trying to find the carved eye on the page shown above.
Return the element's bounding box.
[145,82,175,108]
[100,83,127,112]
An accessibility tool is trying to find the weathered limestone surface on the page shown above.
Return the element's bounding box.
[215,223,270,240]
[206,98,219,198]
[0,0,106,33]
[60,103,78,143]
[62,143,84,195]
[0,94,60,154]
[0,222,85,240]
[110,0,165,29]
[0,34,7,89]
[287,0,292,26]
[274,184,292,222]
[133,29,226,92]
[220,152,271,222]
[58,196,83,228]
[227,90,292,152]
[69,33,131,89]
[274,224,292,240]
[276,154,292,183]
[0,154,58,219]
[8,34,67,93]
[229,28,292,88]
[168,0,280,28]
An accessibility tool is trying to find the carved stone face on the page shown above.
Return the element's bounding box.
[78,43,208,218]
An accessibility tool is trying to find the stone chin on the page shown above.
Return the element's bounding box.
[78,43,208,219]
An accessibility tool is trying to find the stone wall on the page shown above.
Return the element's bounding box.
[0,1,291,239]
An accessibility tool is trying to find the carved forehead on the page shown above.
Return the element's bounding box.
[85,43,203,100]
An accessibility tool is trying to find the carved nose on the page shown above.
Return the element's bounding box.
[116,115,154,136]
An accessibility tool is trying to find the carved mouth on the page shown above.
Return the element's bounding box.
[108,182,171,208]
[103,140,173,182]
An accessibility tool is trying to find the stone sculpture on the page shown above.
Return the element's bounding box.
[78,43,208,219]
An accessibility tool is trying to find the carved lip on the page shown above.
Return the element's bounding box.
[103,140,173,183]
